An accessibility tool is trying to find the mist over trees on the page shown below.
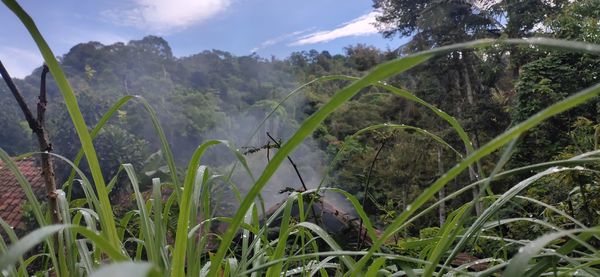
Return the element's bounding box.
[4,0,600,275]
[1,0,599,240]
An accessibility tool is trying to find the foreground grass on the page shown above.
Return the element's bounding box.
[2,0,600,276]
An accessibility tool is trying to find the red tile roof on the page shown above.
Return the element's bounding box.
[0,157,46,229]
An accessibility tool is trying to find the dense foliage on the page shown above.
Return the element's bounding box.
[1,0,600,276]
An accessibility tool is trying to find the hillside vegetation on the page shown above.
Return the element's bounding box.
[1,0,600,276]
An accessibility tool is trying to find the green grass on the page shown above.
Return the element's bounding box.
[3,0,600,276]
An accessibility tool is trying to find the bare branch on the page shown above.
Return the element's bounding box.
[358,140,387,249]
[0,60,38,132]
[37,65,49,128]
[266,132,321,224]
[0,60,61,225]
[266,132,308,191]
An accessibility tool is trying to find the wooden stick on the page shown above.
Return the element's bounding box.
[0,61,61,225]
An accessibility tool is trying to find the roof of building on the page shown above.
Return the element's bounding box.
[0,157,46,229]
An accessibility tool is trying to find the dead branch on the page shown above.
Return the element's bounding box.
[0,61,61,225]
[266,132,321,223]
[266,132,308,191]
[358,140,387,249]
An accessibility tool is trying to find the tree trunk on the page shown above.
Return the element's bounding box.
[437,146,446,226]
[577,174,594,226]
[0,61,61,225]
[462,57,475,106]
[454,70,462,114]
[36,66,61,225]
[461,59,483,216]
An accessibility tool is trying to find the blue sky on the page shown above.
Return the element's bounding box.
[0,0,409,78]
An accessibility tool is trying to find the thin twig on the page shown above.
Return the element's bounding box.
[358,140,387,249]
[266,132,320,223]
[0,60,37,131]
[266,132,308,192]
[37,66,48,125]
[266,142,271,163]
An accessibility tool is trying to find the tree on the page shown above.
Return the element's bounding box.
[0,94,34,154]
[344,44,382,71]
[373,0,498,50]
[0,62,62,227]
[511,0,600,167]
[373,0,509,215]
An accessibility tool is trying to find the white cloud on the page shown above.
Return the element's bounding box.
[250,29,314,53]
[103,0,231,33]
[290,11,380,46]
[0,47,43,78]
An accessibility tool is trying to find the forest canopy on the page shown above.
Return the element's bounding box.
[1,0,600,276]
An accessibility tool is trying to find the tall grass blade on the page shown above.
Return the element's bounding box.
[170,141,218,277]
[266,193,296,277]
[39,152,100,214]
[0,218,24,276]
[0,224,129,271]
[0,225,65,271]
[423,203,471,276]
[357,82,600,274]
[135,96,181,195]
[436,138,519,274]
[0,149,60,273]
[443,166,592,273]
[2,0,120,247]
[151,178,170,270]
[123,164,161,267]
[366,257,387,277]
[295,222,356,271]
[503,228,600,277]
[0,149,46,226]
[208,38,447,277]
[63,95,134,197]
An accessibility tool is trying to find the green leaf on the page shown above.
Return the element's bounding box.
[2,0,120,247]
[503,228,600,277]
[170,141,218,277]
[366,257,386,277]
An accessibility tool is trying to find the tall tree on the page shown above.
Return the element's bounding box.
[373,0,506,215]
[511,0,600,167]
